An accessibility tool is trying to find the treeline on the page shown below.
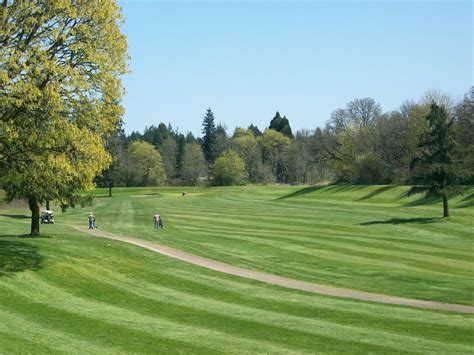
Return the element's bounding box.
[96,88,473,188]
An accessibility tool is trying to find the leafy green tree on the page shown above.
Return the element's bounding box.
[201,108,217,163]
[95,131,129,196]
[182,143,206,186]
[214,123,231,160]
[212,150,246,186]
[261,129,291,182]
[410,103,460,217]
[127,141,165,187]
[0,0,128,235]
[233,129,261,182]
[159,138,178,183]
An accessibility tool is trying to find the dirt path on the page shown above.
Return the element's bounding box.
[80,227,474,314]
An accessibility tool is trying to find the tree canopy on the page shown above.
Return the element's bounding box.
[0,0,128,235]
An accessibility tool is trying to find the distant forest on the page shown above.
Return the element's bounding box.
[96,87,473,188]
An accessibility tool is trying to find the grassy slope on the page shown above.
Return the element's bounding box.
[0,185,473,353]
[68,185,474,305]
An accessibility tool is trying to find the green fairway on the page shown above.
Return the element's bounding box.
[69,185,473,305]
[1,185,473,353]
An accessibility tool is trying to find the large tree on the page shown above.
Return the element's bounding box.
[410,103,460,217]
[127,141,165,187]
[0,0,128,235]
[211,150,246,186]
[269,111,293,138]
[182,143,206,186]
[201,108,217,164]
[261,129,291,183]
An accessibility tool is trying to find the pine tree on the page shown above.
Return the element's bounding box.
[269,112,293,138]
[410,102,460,217]
[269,111,283,132]
[201,108,217,163]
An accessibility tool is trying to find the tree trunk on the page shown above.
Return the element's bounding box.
[46,200,50,210]
[443,193,449,218]
[108,182,112,197]
[29,196,40,236]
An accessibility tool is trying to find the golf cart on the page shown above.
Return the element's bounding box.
[41,210,54,224]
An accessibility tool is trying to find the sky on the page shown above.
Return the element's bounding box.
[118,0,473,136]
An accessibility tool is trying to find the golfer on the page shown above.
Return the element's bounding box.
[88,212,96,230]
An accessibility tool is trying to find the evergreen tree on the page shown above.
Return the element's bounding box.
[269,112,293,138]
[248,124,262,136]
[175,134,186,181]
[410,102,460,217]
[269,111,283,131]
[201,108,217,163]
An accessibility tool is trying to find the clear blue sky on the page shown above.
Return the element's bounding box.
[119,0,472,136]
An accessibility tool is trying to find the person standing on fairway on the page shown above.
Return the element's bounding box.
[153,212,163,229]
[88,212,96,230]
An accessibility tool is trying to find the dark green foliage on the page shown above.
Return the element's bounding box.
[454,88,474,183]
[142,123,171,148]
[175,134,186,181]
[269,112,294,138]
[410,102,460,217]
[248,124,262,136]
[201,108,217,163]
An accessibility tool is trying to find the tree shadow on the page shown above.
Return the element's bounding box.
[360,217,441,226]
[276,185,328,200]
[357,185,395,201]
[458,193,474,208]
[276,184,365,200]
[0,213,30,219]
[399,194,442,207]
[0,239,44,277]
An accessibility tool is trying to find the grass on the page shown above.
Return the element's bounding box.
[0,185,473,353]
[73,184,473,305]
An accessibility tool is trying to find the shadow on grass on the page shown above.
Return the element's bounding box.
[0,213,30,219]
[395,192,442,207]
[276,185,327,200]
[0,239,44,277]
[360,217,441,226]
[276,184,366,200]
[357,185,395,201]
[458,193,474,208]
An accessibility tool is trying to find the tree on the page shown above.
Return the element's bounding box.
[142,123,170,148]
[248,124,262,136]
[127,141,165,187]
[213,123,231,159]
[327,98,381,132]
[175,134,186,182]
[95,131,129,196]
[0,0,128,235]
[233,129,261,183]
[261,129,291,183]
[269,112,293,138]
[182,143,206,186]
[201,108,217,163]
[410,103,460,217]
[211,150,246,186]
[159,138,178,183]
[454,88,474,183]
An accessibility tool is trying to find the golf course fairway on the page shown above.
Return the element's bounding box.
[0,185,473,353]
